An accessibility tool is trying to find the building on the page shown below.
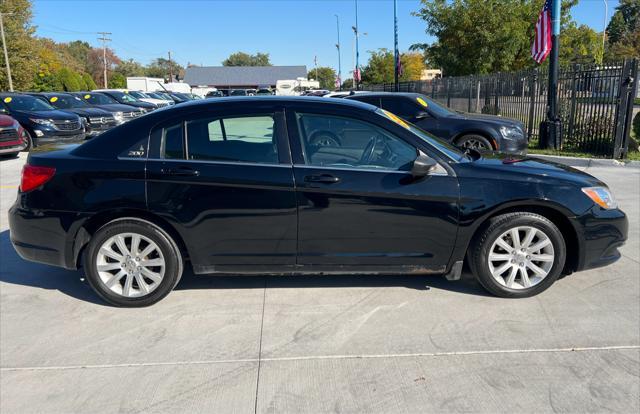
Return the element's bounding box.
[183,66,308,92]
[420,69,442,81]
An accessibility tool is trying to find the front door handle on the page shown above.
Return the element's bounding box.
[161,167,200,177]
[304,174,340,184]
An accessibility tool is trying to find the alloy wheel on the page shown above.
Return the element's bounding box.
[487,226,555,289]
[96,232,166,298]
[461,138,489,150]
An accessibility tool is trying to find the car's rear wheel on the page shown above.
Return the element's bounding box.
[469,212,566,298]
[22,130,33,151]
[84,219,183,307]
[457,134,492,151]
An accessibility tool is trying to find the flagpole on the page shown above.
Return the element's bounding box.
[355,0,360,90]
[393,0,399,91]
[335,14,342,90]
[544,0,562,149]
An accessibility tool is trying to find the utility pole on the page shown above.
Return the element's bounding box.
[0,12,14,91]
[601,0,608,64]
[97,32,112,88]
[168,51,173,82]
[335,14,342,91]
[393,0,399,91]
[543,0,561,149]
[314,55,318,82]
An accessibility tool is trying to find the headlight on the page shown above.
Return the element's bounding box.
[500,126,523,140]
[582,186,618,210]
[29,118,54,127]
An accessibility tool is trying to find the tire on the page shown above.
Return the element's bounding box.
[469,212,566,298]
[22,130,33,151]
[83,219,183,307]
[457,134,493,151]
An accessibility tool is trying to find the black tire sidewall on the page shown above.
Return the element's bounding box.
[84,220,181,307]
[458,134,492,150]
[472,213,566,298]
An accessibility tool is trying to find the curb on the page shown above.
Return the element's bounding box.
[531,154,640,169]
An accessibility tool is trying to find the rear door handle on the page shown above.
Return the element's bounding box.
[161,167,200,177]
[304,174,340,184]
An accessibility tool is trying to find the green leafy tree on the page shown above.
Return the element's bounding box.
[64,40,92,71]
[222,52,272,66]
[115,59,146,77]
[309,66,336,90]
[108,72,126,88]
[561,23,603,64]
[81,72,96,90]
[606,0,640,60]
[361,49,426,84]
[145,57,183,80]
[341,78,354,89]
[0,0,38,90]
[412,0,578,76]
[56,68,86,91]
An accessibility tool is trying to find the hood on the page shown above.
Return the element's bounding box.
[93,103,144,113]
[59,107,113,118]
[450,111,523,128]
[14,109,80,122]
[460,152,603,187]
[122,101,155,109]
[0,114,16,127]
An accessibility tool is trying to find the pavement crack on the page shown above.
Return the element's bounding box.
[253,277,268,414]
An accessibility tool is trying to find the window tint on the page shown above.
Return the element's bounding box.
[185,115,278,164]
[163,123,184,159]
[381,97,420,118]
[352,96,381,107]
[295,113,416,171]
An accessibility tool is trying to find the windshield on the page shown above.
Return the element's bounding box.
[84,93,117,105]
[110,91,138,103]
[2,95,55,111]
[376,108,465,162]
[229,89,246,96]
[128,91,148,99]
[416,94,455,117]
[48,95,89,109]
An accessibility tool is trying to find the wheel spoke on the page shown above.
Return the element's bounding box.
[105,270,126,288]
[135,274,150,294]
[529,238,551,253]
[510,228,521,250]
[138,244,156,258]
[530,254,554,262]
[115,235,130,257]
[505,266,518,288]
[520,267,531,287]
[123,273,134,297]
[496,238,514,252]
[527,261,547,276]
[521,228,536,248]
[99,247,123,262]
[97,262,122,272]
[489,253,511,261]
[130,234,141,257]
[140,258,164,267]
[494,262,512,276]
[140,267,162,283]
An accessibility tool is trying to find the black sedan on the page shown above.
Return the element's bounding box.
[92,90,157,112]
[71,92,146,124]
[345,92,527,154]
[0,93,85,147]
[9,97,627,306]
[29,93,117,137]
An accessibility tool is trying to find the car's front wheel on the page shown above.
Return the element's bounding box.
[84,219,183,307]
[457,134,492,151]
[469,212,566,298]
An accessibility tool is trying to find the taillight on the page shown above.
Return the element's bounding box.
[20,165,56,193]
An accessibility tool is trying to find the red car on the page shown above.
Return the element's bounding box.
[0,114,29,158]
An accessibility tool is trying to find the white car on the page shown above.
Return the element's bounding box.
[323,91,370,98]
[93,89,173,108]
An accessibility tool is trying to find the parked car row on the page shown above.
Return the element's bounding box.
[205,87,275,98]
[0,89,202,153]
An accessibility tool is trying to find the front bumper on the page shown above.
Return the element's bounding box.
[0,140,28,154]
[571,208,628,271]
[498,136,528,155]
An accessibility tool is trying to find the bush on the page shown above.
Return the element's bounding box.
[481,104,500,115]
[56,68,86,91]
[82,73,97,90]
[108,73,126,89]
[565,114,615,153]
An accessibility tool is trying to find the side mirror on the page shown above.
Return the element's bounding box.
[415,111,430,119]
[411,154,438,178]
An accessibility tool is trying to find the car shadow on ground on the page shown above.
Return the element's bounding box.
[0,230,491,306]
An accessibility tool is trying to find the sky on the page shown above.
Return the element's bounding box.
[32,0,619,74]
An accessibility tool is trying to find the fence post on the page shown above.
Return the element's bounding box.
[431,79,436,99]
[494,75,499,115]
[446,78,451,107]
[476,80,481,112]
[527,69,538,141]
[567,64,578,141]
[468,77,473,112]
[613,58,638,159]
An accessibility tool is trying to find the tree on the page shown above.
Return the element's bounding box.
[412,0,578,76]
[108,72,126,88]
[560,23,603,64]
[56,67,86,91]
[87,47,121,87]
[82,72,96,90]
[145,57,183,80]
[222,52,272,66]
[115,59,146,77]
[341,78,354,89]
[361,49,426,84]
[606,0,640,60]
[309,66,336,90]
[0,0,38,90]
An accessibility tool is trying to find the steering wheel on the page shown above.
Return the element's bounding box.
[359,136,382,165]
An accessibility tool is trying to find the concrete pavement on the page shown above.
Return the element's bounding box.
[1,153,638,413]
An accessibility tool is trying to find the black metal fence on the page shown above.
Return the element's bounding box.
[363,59,638,158]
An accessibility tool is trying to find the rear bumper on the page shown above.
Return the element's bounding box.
[8,204,86,270]
[572,208,628,271]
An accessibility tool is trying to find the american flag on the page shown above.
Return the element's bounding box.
[354,67,361,82]
[396,54,403,78]
[531,0,552,64]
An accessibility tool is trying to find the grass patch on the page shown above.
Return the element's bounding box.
[527,142,640,160]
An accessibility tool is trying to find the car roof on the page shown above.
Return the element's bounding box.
[169,95,378,111]
[346,92,422,99]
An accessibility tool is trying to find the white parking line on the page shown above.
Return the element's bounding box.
[2,345,638,372]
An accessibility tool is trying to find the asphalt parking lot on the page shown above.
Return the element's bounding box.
[1,152,638,413]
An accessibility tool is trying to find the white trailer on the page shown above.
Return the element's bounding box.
[276,78,320,96]
[126,77,165,92]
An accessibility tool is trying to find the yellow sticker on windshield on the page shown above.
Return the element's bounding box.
[50,97,58,103]
[123,90,128,93]
[416,97,428,107]
[3,97,11,103]
[84,94,90,99]
[382,109,410,130]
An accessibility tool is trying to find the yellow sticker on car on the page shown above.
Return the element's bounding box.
[50,97,58,103]
[124,90,128,93]
[3,97,11,103]
[382,109,410,130]
[416,97,428,107]
[84,94,91,99]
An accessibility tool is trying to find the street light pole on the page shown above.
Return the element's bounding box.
[354,0,360,90]
[0,12,14,91]
[543,0,561,149]
[393,0,399,91]
[602,0,608,63]
[335,14,342,90]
